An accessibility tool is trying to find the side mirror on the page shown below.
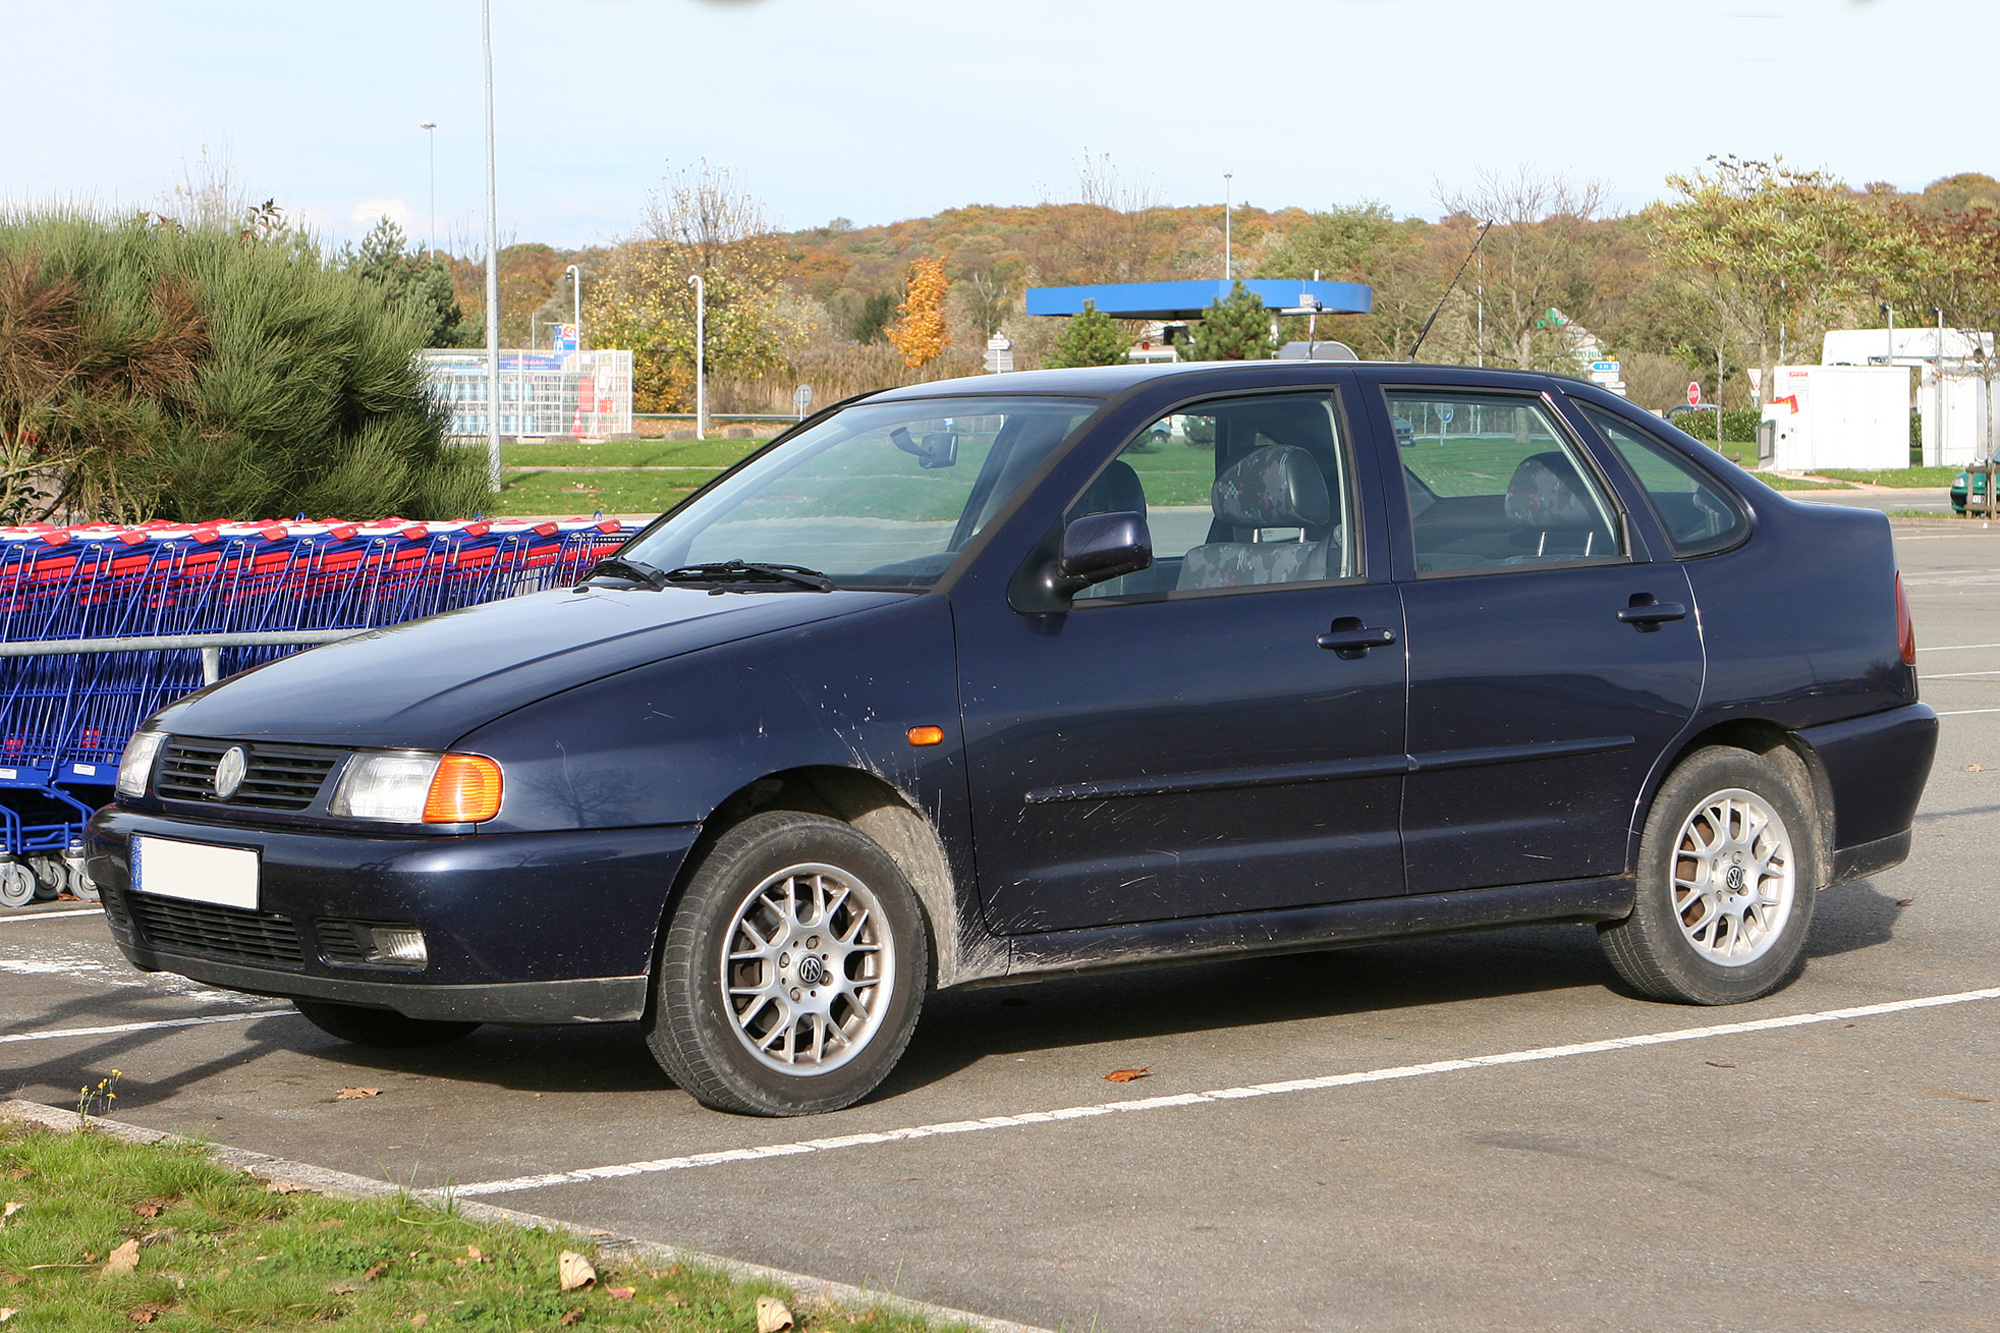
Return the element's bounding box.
[1008,511,1153,613]
[1061,511,1153,587]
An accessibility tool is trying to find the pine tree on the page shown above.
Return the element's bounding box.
[1042,299,1129,368]
[1188,280,1276,360]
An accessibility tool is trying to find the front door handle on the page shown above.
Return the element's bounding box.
[1617,594,1688,628]
[1317,618,1398,656]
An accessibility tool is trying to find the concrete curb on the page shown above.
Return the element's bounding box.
[1,1099,1053,1333]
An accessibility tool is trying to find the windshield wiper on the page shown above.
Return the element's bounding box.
[577,555,671,590]
[660,560,836,593]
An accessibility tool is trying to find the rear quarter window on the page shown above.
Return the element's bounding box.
[1580,405,1748,557]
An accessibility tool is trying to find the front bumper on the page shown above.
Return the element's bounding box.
[86,808,700,1024]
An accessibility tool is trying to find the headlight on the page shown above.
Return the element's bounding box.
[330,751,503,824]
[116,731,167,799]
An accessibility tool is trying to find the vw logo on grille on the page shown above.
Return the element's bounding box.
[213,746,249,800]
[796,955,827,987]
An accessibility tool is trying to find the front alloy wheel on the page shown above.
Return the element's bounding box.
[646,810,928,1116]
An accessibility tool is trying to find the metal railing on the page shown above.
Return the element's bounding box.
[0,630,369,685]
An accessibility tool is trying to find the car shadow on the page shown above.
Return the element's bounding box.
[89,880,1909,1109]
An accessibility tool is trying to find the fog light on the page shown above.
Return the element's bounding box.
[366,926,428,968]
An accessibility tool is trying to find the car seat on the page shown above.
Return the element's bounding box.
[1177,445,1335,589]
[1504,451,1614,560]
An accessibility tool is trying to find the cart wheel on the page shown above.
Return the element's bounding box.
[0,862,37,909]
[67,862,100,903]
[29,857,66,901]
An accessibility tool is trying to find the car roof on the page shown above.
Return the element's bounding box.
[865,360,1594,401]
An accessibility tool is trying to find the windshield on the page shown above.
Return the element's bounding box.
[621,395,1099,591]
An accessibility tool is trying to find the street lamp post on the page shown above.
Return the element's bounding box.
[1223,171,1234,281]
[688,273,707,441]
[479,2,502,492]
[565,263,582,350]
[419,120,437,254]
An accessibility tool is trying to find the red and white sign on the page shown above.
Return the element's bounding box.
[1687,381,1702,407]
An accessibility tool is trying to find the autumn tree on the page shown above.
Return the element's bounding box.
[1042,299,1127,368]
[585,162,803,410]
[1188,281,1275,361]
[1648,156,1883,404]
[886,256,949,370]
[1439,170,1611,372]
[1025,151,1173,285]
[1884,205,2000,460]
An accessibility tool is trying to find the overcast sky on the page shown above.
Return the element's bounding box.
[4,0,1991,251]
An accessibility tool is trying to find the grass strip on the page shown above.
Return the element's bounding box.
[0,1119,978,1332]
[1756,474,1855,490]
[1814,466,1964,488]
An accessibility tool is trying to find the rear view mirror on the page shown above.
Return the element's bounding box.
[891,427,958,469]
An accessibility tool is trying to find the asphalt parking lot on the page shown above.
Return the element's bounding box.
[5,513,1998,1332]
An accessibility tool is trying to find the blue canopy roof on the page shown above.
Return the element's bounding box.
[1025,279,1373,320]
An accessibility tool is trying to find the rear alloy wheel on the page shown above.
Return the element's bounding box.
[292,1000,480,1048]
[645,810,927,1116]
[1599,746,1818,1005]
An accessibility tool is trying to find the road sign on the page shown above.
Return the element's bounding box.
[1438,405,1455,426]
[1591,360,1619,373]
[552,323,578,353]
[793,384,814,417]
[1687,381,1702,407]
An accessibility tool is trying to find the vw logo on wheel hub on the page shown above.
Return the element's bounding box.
[213,746,248,800]
[795,955,827,987]
[1724,864,1746,891]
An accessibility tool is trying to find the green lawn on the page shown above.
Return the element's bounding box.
[1758,474,1854,490]
[1814,467,1964,488]
[503,439,760,469]
[490,469,714,518]
[0,1122,955,1332]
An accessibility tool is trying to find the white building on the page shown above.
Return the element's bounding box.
[1821,328,1995,466]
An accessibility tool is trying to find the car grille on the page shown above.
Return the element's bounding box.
[125,892,306,968]
[155,739,341,811]
[314,919,372,965]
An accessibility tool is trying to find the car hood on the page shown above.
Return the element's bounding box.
[151,584,906,749]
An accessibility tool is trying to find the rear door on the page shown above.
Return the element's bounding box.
[951,384,1410,934]
[1364,379,1704,894]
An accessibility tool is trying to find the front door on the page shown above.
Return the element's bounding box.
[1375,386,1704,894]
[953,389,1410,935]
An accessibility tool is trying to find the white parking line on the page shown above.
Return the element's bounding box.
[1920,642,2000,652]
[0,908,105,924]
[0,1009,291,1045]
[1937,708,2000,717]
[440,985,2000,1200]
[1920,670,2000,679]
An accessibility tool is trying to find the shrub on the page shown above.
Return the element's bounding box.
[0,210,488,523]
[1042,299,1128,368]
[1188,280,1275,361]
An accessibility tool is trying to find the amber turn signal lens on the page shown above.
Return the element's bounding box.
[906,725,945,747]
[422,754,504,823]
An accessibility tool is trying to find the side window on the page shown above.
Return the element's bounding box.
[1580,406,1748,557]
[1387,392,1626,575]
[1067,392,1358,601]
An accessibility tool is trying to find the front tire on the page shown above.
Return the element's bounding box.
[293,1000,481,1048]
[1599,746,1818,1005]
[645,810,928,1116]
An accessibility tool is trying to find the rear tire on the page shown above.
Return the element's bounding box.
[293,999,480,1048]
[1599,745,1818,1005]
[645,810,928,1117]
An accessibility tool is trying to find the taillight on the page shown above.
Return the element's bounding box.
[1896,572,1916,666]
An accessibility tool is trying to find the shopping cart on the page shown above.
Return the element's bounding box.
[0,517,632,906]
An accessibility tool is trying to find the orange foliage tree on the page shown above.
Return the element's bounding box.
[886,256,949,370]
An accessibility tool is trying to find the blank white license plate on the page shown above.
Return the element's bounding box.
[130,836,259,911]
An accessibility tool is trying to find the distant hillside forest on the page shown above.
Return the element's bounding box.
[439,162,2000,417]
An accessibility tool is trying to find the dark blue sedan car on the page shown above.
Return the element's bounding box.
[89,361,1936,1115]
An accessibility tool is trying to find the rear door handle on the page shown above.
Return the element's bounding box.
[1617,596,1688,626]
[1317,622,1398,654]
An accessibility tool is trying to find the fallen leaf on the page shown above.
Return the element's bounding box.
[1,1202,22,1224]
[465,1245,486,1263]
[1929,1089,1995,1104]
[266,1179,307,1194]
[557,1250,596,1292]
[127,1305,164,1324]
[0,1310,15,1323]
[3,1168,29,1179]
[1964,764,1983,772]
[334,1087,380,1100]
[362,1261,390,1282]
[1104,1067,1150,1083]
[606,1286,635,1299]
[410,1316,429,1329]
[559,1307,586,1326]
[756,1296,796,1333]
[1897,898,1917,907]
[132,1202,162,1219]
[103,1239,141,1276]
[1705,1060,1737,1068]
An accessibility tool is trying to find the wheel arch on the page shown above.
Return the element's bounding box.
[1645,719,1837,889]
[665,765,995,991]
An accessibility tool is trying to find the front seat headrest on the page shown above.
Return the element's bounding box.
[1069,459,1146,520]
[1505,452,1601,530]
[1212,444,1330,529]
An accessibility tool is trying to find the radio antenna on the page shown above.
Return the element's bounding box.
[1408,218,1494,362]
